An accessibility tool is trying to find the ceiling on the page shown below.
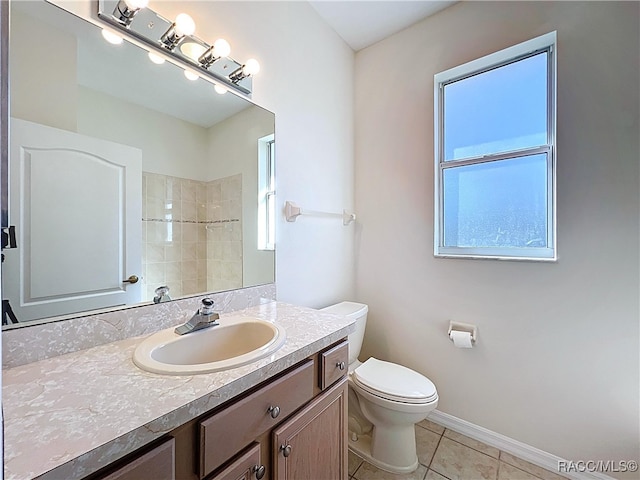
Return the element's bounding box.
[309,1,457,51]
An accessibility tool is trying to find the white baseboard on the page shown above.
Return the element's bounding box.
[428,410,616,480]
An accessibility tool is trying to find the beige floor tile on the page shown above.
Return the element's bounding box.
[499,452,568,480]
[443,429,500,458]
[350,450,365,476]
[416,425,442,466]
[498,461,542,480]
[425,469,450,480]
[431,437,499,480]
[354,462,428,480]
[418,418,446,435]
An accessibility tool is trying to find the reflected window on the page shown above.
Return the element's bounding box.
[434,32,556,260]
[258,135,275,250]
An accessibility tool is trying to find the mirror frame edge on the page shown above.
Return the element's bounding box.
[1,0,8,331]
[2,0,8,230]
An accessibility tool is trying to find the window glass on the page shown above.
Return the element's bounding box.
[443,52,548,161]
[258,135,275,251]
[443,154,548,248]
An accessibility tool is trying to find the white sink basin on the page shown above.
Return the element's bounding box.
[133,316,286,375]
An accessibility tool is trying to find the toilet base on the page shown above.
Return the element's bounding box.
[348,431,419,475]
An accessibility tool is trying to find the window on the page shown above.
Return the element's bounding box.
[258,134,275,250]
[434,32,556,260]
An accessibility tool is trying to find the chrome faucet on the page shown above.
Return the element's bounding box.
[175,298,220,335]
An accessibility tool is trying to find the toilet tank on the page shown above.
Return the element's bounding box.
[320,302,368,365]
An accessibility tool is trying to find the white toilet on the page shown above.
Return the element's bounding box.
[321,301,438,474]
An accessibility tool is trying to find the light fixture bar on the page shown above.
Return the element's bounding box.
[159,24,182,50]
[97,0,254,96]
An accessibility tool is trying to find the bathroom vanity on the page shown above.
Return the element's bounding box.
[95,340,348,480]
[2,302,355,480]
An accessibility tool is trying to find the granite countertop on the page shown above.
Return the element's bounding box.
[3,301,355,480]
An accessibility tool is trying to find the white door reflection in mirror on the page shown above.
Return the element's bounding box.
[4,118,142,323]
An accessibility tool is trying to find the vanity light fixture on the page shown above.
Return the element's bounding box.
[97,0,259,95]
[229,59,260,84]
[112,0,148,26]
[198,39,231,68]
[160,13,196,51]
[180,42,207,62]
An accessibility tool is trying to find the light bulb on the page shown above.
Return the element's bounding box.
[180,42,207,61]
[242,58,260,76]
[214,84,228,95]
[184,70,199,81]
[101,29,123,45]
[148,52,165,65]
[124,0,148,9]
[174,13,195,37]
[213,39,231,58]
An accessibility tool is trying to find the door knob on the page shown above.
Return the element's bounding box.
[122,275,139,284]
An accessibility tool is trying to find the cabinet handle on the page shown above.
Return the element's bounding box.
[336,361,346,370]
[268,405,280,418]
[280,444,292,457]
[252,464,266,480]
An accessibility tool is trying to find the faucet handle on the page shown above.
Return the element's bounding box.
[155,286,170,295]
[153,286,171,304]
[200,298,215,316]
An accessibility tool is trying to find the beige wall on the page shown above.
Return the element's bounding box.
[9,9,77,131]
[77,87,209,179]
[355,1,639,474]
[206,105,275,288]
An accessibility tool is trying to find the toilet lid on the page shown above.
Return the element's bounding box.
[353,358,437,404]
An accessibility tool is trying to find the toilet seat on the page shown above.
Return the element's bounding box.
[353,358,437,404]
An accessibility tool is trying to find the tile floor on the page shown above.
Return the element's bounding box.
[349,419,570,480]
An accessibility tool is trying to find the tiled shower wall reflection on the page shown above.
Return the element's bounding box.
[142,172,243,301]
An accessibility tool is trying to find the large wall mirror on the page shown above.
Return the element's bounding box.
[2,0,275,329]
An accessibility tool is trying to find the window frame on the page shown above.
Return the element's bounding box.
[433,32,557,261]
[258,134,275,251]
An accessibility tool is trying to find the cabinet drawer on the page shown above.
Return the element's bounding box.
[200,360,314,478]
[207,443,262,480]
[320,341,348,390]
[100,438,175,480]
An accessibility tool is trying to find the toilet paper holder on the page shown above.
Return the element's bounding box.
[448,321,477,345]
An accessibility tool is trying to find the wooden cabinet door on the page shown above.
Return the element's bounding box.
[272,378,347,480]
[100,438,175,480]
[208,443,264,480]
